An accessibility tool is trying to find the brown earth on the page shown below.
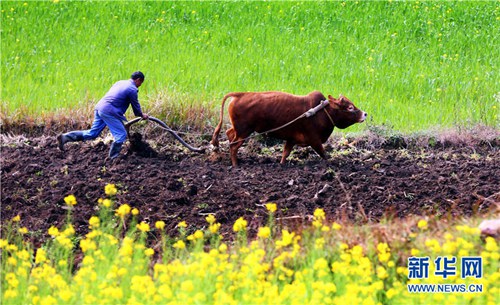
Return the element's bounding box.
[1,128,499,244]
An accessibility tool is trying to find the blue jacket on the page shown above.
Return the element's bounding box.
[96,79,143,121]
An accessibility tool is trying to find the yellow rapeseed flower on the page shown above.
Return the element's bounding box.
[6,244,18,251]
[136,222,150,232]
[80,239,97,252]
[56,235,73,250]
[89,216,100,229]
[276,230,295,248]
[378,252,391,263]
[313,257,329,271]
[155,221,165,230]
[3,289,17,299]
[178,221,187,228]
[181,280,194,292]
[425,238,441,252]
[59,289,72,302]
[265,203,277,213]
[485,237,498,252]
[144,248,155,257]
[62,224,75,237]
[257,226,271,239]
[312,219,322,228]
[58,260,67,267]
[18,227,28,234]
[442,241,457,254]
[131,208,139,215]
[455,224,481,235]
[233,217,248,232]
[104,183,118,196]
[35,248,47,264]
[206,214,216,224]
[115,204,131,218]
[377,243,391,263]
[194,230,204,239]
[218,243,227,252]
[351,245,364,258]
[64,194,77,206]
[332,222,342,230]
[119,237,134,257]
[209,222,221,234]
[12,215,21,222]
[377,266,389,279]
[314,208,326,220]
[194,292,207,303]
[315,237,326,250]
[102,199,112,208]
[82,256,95,266]
[417,219,428,229]
[173,240,186,249]
[386,288,397,299]
[48,226,60,237]
[377,242,390,253]
[16,249,30,261]
[7,257,17,266]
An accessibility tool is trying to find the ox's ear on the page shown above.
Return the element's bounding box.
[328,94,341,104]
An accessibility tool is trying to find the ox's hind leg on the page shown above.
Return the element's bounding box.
[226,128,245,166]
[280,140,295,164]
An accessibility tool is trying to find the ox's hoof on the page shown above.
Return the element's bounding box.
[209,144,220,152]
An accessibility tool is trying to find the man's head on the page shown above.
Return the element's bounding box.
[131,71,145,87]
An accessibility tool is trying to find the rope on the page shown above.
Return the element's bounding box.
[323,108,335,127]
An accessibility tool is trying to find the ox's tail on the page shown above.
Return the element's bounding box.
[211,92,242,148]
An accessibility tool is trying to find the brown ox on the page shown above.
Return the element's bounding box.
[211,91,367,166]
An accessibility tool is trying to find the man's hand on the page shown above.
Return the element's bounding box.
[142,113,149,120]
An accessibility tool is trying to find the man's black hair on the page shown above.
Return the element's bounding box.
[131,71,145,80]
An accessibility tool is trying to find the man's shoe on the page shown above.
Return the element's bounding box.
[57,134,66,151]
[109,142,123,159]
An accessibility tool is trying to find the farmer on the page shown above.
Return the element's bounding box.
[57,71,149,159]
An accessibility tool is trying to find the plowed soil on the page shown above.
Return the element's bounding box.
[1,130,499,242]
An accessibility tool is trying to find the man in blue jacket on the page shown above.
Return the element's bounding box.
[57,71,149,159]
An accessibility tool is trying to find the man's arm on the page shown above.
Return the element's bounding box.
[129,88,145,118]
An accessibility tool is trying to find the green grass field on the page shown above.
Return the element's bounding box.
[1,1,499,132]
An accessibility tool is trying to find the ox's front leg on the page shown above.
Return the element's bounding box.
[280,140,295,164]
[311,143,328,160]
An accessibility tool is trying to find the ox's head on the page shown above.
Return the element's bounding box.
[327,95,367,129]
